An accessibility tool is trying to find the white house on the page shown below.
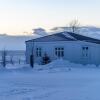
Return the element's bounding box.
[25,31,100,67]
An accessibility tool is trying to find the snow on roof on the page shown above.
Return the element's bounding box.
[62,32,77,40]
[67,32,100,44]
[26,31,100,44]
[26,31,76,42]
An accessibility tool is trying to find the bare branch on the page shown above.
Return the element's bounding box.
[69,19,80,33]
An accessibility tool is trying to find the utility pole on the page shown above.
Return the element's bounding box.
[31,40,34,68]
[2,49,7,67]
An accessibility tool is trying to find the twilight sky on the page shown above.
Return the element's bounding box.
[0,0,100,35]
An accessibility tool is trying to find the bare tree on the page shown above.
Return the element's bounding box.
[50,19,81,33]
[2,49,7,67]
[69,19,80,33]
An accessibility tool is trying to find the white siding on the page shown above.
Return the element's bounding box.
[26,41,33,64]
[26,40,100,65]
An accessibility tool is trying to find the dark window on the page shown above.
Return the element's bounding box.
[82,46,89,58]
[55,47,64,57]
[36,48,42,57]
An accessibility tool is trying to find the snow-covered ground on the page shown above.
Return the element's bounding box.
[1,59,100,100]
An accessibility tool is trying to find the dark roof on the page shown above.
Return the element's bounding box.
[67,32,100,44]
[26,31,100,44]
[26,32,75,42]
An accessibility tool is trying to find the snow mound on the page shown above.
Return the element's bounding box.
[34,59,98,71]
[1,59,98,73]
[34,59,83,71]
[47,58,71,68]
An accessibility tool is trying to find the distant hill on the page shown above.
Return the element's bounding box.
[1,26,100,50]
[0,34,40,50]
[78,26,100,39]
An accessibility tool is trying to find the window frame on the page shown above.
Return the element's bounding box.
[55,47,64,57]
[81,46,89,58]
[36,47,42,57]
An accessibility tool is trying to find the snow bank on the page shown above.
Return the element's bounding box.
[34,58,83,69]
[0,58,97,72]
[34,58,97,71]
[6,64,26,69]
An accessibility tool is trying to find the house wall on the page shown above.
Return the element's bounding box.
[26,41,100,65]
[26,41,33,64]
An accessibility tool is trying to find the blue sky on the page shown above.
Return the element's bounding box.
[0,0,100,35]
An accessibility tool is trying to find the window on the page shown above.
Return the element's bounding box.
[36,48,42,57]
[82,46,89,58]
[55,47,64,57]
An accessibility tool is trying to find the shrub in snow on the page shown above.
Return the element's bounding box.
[42,53,51,65]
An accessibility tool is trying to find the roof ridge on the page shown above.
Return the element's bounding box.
[26,31,100,44]
[62,32,77,40]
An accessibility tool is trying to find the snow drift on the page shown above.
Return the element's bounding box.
[34,59,97,71]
